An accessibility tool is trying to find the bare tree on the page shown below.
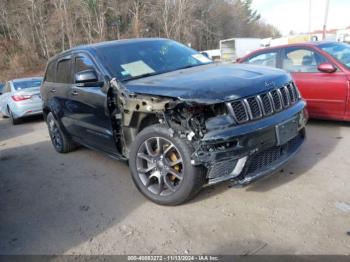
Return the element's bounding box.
[0,0,281,81]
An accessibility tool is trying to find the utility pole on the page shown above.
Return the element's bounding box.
[322,0,330,40]
[308,0,312,39]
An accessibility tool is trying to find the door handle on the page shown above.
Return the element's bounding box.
[50,88,56,93]
[71,90,79,96]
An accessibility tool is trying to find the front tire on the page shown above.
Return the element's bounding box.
[129,125,205,205]
[47,112,76,153]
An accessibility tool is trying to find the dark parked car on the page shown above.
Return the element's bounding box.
[0,83,4,95]
[41,38,307,205]
[239,41,350,121]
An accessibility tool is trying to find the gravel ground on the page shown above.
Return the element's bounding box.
[0,115,349,255]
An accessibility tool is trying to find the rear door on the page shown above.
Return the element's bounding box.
[67,53,117,154]
[242,49,280,68]
[51,56,76,133]
[281,47,348,119]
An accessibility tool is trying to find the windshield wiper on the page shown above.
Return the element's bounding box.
[121,71,166,82]
[121,73,155,82]
[121,63,212,82]
[174,63,209,71]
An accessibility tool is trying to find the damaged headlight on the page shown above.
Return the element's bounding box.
[298,108,308,128]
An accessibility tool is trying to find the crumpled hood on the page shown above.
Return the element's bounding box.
[123,63,291,103]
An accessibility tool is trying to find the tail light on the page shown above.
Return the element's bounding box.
[11,95,32,101]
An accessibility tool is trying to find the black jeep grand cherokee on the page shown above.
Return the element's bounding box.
[41,38,307,205]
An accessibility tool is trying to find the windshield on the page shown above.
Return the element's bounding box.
[95,39,212,81]
[13,79,42,90]
[319,42,350,69]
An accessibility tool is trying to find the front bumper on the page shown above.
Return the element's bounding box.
[192,100,307,185]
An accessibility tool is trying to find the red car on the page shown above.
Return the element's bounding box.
[239,41,350,121]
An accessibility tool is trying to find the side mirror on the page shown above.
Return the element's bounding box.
[75,69,98,84]
[318,63,337,73]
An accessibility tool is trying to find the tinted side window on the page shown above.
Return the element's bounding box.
[56,59,72,83]
[45,62,56,82]
[75,56,96,73]
[244,52,278,68]
[282,48,327,73]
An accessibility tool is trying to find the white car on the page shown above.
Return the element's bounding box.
[0,77,43,125]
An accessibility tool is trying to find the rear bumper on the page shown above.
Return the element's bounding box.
[11,102,43,118]
[192,100,307,185]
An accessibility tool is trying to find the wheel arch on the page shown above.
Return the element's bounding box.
[120,112,161,155]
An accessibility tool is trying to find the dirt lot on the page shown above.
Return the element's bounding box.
[0,115,349,255]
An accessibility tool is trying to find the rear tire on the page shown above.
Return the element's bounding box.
[47,112,76,153]
[8,107,20,125]
[129,124,205,205]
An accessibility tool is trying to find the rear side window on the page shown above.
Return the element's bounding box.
[244,52,278,68]
[56,59,72,83]
[75,56,96,73]
[45,62,56,82]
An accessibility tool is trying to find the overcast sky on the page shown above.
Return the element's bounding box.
[252,0,350,35]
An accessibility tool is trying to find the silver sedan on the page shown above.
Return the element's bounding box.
[0,77,43,125]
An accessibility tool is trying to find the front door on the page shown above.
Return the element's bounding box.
[281,47,348,120]
[67,53,117,154]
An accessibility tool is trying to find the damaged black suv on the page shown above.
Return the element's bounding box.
[41,38,307,205]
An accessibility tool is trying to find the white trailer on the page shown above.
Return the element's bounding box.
[219,38,261,62]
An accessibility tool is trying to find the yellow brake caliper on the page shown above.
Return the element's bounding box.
[169,151,180,181]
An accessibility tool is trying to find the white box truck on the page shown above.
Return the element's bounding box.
[220,38,261,62]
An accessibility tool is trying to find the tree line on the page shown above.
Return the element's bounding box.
[0,0,280,81]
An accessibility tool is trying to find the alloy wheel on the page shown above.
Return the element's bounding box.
[49,119,63,150]
[136,137,184,196]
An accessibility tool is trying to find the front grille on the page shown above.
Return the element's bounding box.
[247,145,283,174]
[208,160,237,179]
[287,84,296,103]
[229,100,249,123]
[259,93,273,115]
[246,133,303,174]
[246,97,262,119]
[270,90,282,111]
[280,87,290,107]
[227,82,300,124]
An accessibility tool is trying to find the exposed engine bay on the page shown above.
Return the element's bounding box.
[109,78,229,157]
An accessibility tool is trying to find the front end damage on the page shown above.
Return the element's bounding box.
[110,78,307,186]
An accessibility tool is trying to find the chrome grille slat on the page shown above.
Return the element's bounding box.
[227,100,249,124]
[286,84,295,103]
[271,89,283,111]
[259,94,273,115]
[227,82,300,125]
[246,97,262,119]
[288,83,298,104]
[279,86,290,108]
[243,99,253,120]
